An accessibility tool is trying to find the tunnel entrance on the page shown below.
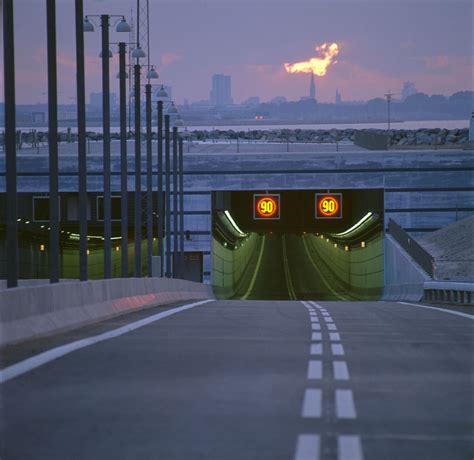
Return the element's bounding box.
[212,189,384,300]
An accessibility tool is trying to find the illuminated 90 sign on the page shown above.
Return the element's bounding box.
[254,194,281,220]
[315,193,342,219]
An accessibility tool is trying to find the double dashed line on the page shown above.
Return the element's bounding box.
[294,301,364,460]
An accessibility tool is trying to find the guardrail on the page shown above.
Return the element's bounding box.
[388,219,434,278]
[424,281,473,305]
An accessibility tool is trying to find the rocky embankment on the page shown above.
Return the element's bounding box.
[3,127,470,147]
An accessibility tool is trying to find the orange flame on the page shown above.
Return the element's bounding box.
[284,43,339,76]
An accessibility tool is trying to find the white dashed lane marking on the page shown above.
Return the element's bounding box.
[312,332,322,341]
[327,324,337,331]
[329,332,341,341]
[336,389,357,419]
[294,434,320,460]
[338,435,364,460]
[307,360,323,380]
[310,343,323,355]
[331,344,345,356]
[302,389,322,418]
[333,361,350,380]
[312,323,321,330]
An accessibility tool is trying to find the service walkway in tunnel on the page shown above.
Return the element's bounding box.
[0,299,472,460]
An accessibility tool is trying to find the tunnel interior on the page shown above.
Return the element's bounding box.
[212,189,384,300]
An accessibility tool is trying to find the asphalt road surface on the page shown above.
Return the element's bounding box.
[1,299,472,459]
[234,234,362,300]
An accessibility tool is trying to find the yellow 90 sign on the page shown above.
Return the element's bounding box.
[254,194,280,220]
[315,193,342,219]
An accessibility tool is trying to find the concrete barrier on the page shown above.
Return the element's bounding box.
[382,235,431,301]
[424,281,474,306]
[0,278,214,347]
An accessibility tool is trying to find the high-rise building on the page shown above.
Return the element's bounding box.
[309,73,316,100]
[210,74,233,106]
[335,89,342,104]
[401,81,417,100]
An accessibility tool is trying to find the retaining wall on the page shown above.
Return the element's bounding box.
[0,277,214,347]
[383,235,431,301]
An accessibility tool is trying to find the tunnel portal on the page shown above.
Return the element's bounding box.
[212,189,384,300]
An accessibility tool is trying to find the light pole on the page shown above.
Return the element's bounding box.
[3,0,18,288]
[165,114,171,277]
[76,0,87,282]
[156,85,168,277]
[144,66,159,277]
[179,138,185,279]
[172,126,179,278]
[384,90,396,149]
[118,42,128,277]
[84,14,130,279]
[47,0,59,284]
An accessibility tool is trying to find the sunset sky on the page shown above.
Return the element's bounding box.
[0,0,472,105]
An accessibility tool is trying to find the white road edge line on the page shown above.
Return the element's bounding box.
[399,302,474,320]
[0,299,214,384]
[294,434,320,460]
[336,389,357,419]
[242,236,266,300]
[302,389,322,418]
[338,435,364,460]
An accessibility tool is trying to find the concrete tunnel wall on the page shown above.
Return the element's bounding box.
[304,233,384,300]
[212,233,263,298]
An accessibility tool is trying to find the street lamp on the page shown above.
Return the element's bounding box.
[144,67,159,277]
[84,14,130,279]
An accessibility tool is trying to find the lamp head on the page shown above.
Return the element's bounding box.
[116,17,131,33]
[146,66,159,79]
[131,46,146,59]
[83,17,94,32]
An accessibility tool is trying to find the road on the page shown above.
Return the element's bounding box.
[234,234,355,301]
[1,299,472,459]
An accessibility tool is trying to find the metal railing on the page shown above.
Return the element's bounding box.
[388,218,434,278]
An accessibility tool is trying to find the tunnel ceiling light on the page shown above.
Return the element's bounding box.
[334,212,374,237]
[224,210,247,237]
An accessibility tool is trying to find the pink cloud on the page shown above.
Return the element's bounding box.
[161,52,181,67]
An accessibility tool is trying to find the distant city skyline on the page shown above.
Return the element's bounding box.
[0,0,472,105]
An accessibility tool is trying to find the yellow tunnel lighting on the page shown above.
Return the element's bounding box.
[320,235,324,239]
[345,245,349,251]
[326,238,329,243]
[334,243,337,248]
[361,241,366,248]
[115,246,120,251]
[39,244,45,252]
[87,249,90,255]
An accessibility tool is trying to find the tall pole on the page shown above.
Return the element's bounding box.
[75,0,87,281]
[172,127,179,278]
[4,0,18,288]
[101,15,112,279]
[134,63,142,277]
[47,0,59,284]
[119,42,128,277]
[157,101,164,276]
[179,138,185,279]
[145,84,153,276]
[165,115,171,277]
